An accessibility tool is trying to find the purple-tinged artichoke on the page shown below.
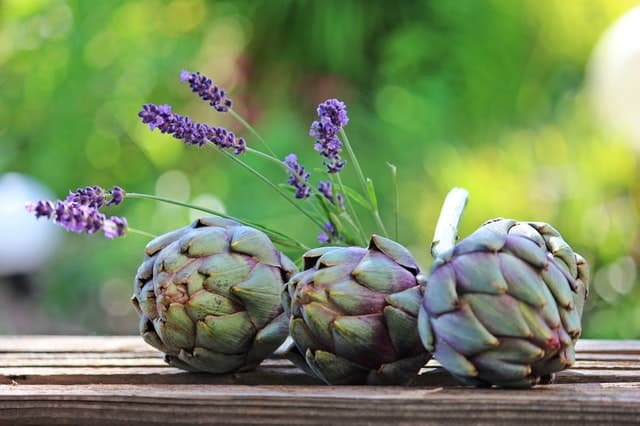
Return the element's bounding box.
[132,217,297,374]
[283,235,431,385]
[418,218,589,388]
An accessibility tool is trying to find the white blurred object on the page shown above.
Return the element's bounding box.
[588,6,640,149]
[0,173,62,275]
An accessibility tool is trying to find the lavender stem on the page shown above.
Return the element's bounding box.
[216,148,326,230]
[125,192,311,251]
[335,173,367,245]
[387,162,399,241]
[228,109,277,157]
[127,227,158,239]
[339,128,389,237]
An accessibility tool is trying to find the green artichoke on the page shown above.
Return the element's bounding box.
[283,235,431,385]
[132,217,297,374]
[418,218,589,388]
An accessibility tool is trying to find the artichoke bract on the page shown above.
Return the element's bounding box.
[283,235,431,385]
[418,218,589,388]
[132,217,297,374]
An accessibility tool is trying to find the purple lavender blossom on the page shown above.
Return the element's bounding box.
[138,104,246,154]
[65,186,105,208]
[284,154,311,199]
[180,70,233,112]
[309,99,349,173]
[64,185,125,208]
[317,181,344,209]
[325,158,346,174]
[54,201,104,234]
[104,216,128,239]
[26,200,55,219]
[27,189,128,239]
[318,181,333,202]
[317,231,331,244]
[108,186,125,206]
[316,98,349,133]
[317,222,339,244]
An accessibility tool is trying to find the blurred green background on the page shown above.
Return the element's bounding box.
[1,0,639,338]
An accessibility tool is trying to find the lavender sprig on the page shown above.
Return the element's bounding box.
[318,181,344,209]
[318,222,341,244]
[309,99,349,173]
[138,98,325,232]
[28,183,309,249]
[179,69,277,156]
[138,104,246,155]
[27,186,128,239]
[284,154,311,199]
[180,70,232,112]
[108,186,125,206]
[65,185,105,208]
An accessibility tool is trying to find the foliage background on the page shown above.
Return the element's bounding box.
[1,0,639,338]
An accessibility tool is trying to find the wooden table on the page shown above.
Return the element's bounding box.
[0,337,638,425]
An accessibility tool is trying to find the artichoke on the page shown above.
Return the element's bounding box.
[418,218,589,388]
[283,235,431,385]
[132,217,297,374]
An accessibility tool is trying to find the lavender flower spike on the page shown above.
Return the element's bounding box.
[284,153,311,199]
[318,222,339,244]
[65,185,125,208]
[309,99,349,174]
[65,185,105,208]
[180,70,233,112]
[104,216,128,239]
[317,98,349,132]
[108,186,125,206]
[317,181,344,209]
[26,186,128,239]
[138,104,246,155]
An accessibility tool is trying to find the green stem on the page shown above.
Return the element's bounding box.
[245,146,327,225]
[126,192,310,251]
[335,173,368,245]
[339,128,388,236]
[229,109,277,157]
[217,148,326,231]
[247,147,315,188]
[127,227,157,239]
[340,128,368,197]
[246,146,282,165]
[388,163,399,241]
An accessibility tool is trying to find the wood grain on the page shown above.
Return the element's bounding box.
[1,337,639,425]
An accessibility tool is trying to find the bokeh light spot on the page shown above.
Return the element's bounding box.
[189,193,227,222]
[155,169,191,202]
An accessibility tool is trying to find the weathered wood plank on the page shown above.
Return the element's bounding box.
[1,337,639,425]
[1,383,639,425]
[0,336,152,353]
[575,339,640,353]
[2,336,639,354]
[1,337,639,387]
[1,365,639,387]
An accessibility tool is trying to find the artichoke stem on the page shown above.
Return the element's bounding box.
[431,187,469,259]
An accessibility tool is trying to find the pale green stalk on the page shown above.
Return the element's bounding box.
[125,192,311,251]
[387,163,399,241]
[229,109,277,157]
[335,173,367,246]
[127,227,158,239]
[339,128,389,236]
[245,146,327,224]
[216,148,325,231]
